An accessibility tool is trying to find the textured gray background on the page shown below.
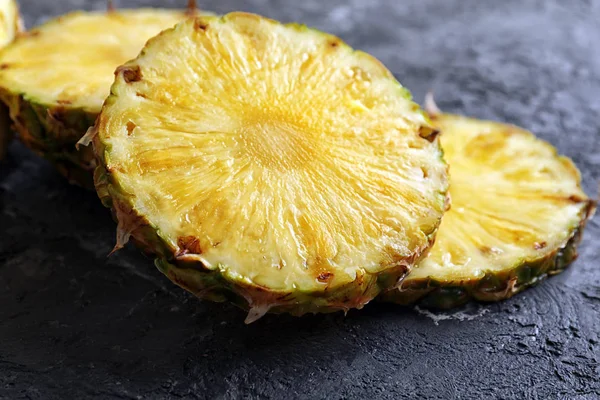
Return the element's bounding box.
[1,0,599,399]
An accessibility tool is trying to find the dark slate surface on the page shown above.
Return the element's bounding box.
[2,0,599,398]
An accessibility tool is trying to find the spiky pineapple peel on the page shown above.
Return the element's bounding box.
[0,7,210,184]
[90,13,449,321]
[381,99,596,309]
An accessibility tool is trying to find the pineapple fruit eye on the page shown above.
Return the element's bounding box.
[0,8,212,185]
[92,12,449,322]
[381,113,595,309]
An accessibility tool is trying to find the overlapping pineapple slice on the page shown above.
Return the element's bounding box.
[90,13,449,321]
[381,105,596,309]
[0,0,22,160]
[0,7,208,185]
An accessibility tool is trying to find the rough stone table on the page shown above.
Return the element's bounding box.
[1,0,599,398]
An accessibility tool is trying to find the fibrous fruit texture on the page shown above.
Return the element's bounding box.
[91,13,449,322]
[381,109,595,309]
[0,8,204,185]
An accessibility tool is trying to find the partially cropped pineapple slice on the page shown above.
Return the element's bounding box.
[381,110,595,309]
[0,0,22,160]
[0,0,19,48]
[91,13,449,321]
[0,8,207,185]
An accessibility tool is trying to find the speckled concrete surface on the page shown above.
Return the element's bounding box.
[1,0,599,399]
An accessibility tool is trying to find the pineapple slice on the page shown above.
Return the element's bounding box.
[0,7,209,185]
[381,107,596,309]
[0,0,20,48]
[90,13,449,321]
[0,0,22,160]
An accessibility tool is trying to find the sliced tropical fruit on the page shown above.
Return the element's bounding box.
[0,0,20,49]
[0,5,209,185]
[381,99,596,309]
[89,13,449,322]
[0,0,22,160]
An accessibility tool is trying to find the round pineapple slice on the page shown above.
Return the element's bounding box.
[0,7,209,185]
[0,0,22,160]
[91,13,449,322]
[381,106,596,309]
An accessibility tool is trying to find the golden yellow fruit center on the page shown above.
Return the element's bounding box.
[240,118,314,171]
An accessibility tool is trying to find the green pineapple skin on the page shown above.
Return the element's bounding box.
[93,151,441,319]
[0,90,97,187]
[379,201,596,309]
[0,103,10,160]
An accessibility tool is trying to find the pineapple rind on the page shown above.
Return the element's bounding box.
[380,113,596,309]
[92,13,449,319]
[379,207,593,309]
[0,90,97,186]
[95,158,437,317]
[0,102,11,159]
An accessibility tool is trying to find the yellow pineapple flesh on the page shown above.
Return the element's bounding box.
[0,0,20,48]
[0,8,209,184]
[0,9,191,111]
[381,110,595,308]
[92,13,449,320]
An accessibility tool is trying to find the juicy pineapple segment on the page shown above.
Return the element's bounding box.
[382,113,595,308]
[92,13,449,319]
[0,0,21,160]
[0,9,203,184]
